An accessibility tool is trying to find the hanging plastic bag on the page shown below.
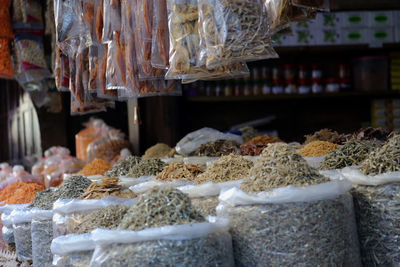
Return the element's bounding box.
[75,118,104,161]
[51,233,95,267]
[102,0,121,43]
[0,0,13,38]
[10,208,35,261]
[291,0,330,11]
[52,197,136,237]
[82,0,95,40]
[96,43,117,98]
[55,46,70,91]
[151,0,169,69]
[106,30,126,90]
[197,0,278,69]
[88,45,99,91]
[90,218,233,266]
[217,179,361,266]
[31,209,53,267]
[176,127,243,156]
[0,203,29,246]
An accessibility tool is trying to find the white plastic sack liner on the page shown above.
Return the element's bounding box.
[304,156,325,169]
[178,180,244,198]
[51,233,95,256]
[129,179,193,194]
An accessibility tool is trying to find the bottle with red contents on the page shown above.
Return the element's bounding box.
[326,77,340,93]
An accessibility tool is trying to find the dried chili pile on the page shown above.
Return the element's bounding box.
[0,182,44,205]
[297,141,338,157]
[240,135,282,156]
[78,158,112,176]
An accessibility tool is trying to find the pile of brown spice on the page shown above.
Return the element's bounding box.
[194,139,240,157]
[297,141,339,157]
[142,143,172,158]
[78,158,112,176]
[78,177,136,199]
[304,128,339,144]
[155,163,204,181]
[240,135,283,156]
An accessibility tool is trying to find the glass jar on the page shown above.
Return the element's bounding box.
[284,79,297,94]
[311,64,322,79]
[283,64,296,80]
[298,79,311,94]
[298,65,309,80]
[311,78,324,93]
[326,78,340,93]
[272,79,284,94]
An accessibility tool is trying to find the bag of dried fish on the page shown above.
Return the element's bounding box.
[51,233,95,267]
[10,208,35,261]
[102,0,121,43]
[52,197,135,238]
[31,209,53,267]
[165,0,250,81]
[106,30,126,90]
[217,143,361,266]
[198,0,278,69]
[90,187,234,267]
[151,0,169,69]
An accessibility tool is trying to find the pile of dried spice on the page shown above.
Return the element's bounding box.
[239,126,258,142]
[195,154,253,185]
[118,187,204,231]
[105,156,141,177]
[241,143,329,193]
[126,158,167,177]
[0,182,44,205]
[155,163,204,181]
[78,158,112,176]
[194,139,240,157]
[297,141,339,157]
[78,177,136,199]
[75,205,129,234]
[333,127,390,145]
[29,175,92,210]
[320,139,375,170]
[142,143,172,158]
[360,133,400,175]
[304,128,339,144]
[240,135,282,156]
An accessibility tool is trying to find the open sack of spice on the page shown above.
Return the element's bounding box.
[31,209,54,267]
[0,166,43,192]
[322,133,400,266]
[9,208,36,261]
[217,143,361,266]
[51,233,95,267]
[297,140,339,169]
[89,187,234,267]
[0,203,30,245]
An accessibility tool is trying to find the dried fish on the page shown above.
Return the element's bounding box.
[198,0,277,68]
[304,128,339,144]
[105,156,141,177]
[191,196,218,216]
[126,158,167,177]
[196,154,253,185]
[240,135,282,156]
[222,193,361,266]
[320,139,375,170]
[118,187,204,231]
[78,177,137,199]
[353,184,400,266]
[194,139,240,157]
[241,143,328,192]
[360,133,400,176]
[333,127,390,145]
[156,163,204,181]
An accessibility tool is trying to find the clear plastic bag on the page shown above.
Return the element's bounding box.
[51,233,95,267]
[2,225,14,243]
[90,218,233,267]
[129,179,192,194]
[55,46,70,91]
[102,0,121,43]
[151,0,169,69]
[291,0,330,11]
[93,0,104,43]
[217,181,361,267]
[11,208,35,261]
[82,0,95,40]
[52,197,136,238]
[31,210,53,267]
[96,43,118,98]
[106,30,126,90]
[176,127,243,156]
[197,0,278,69]
[75,118,104,162]
[88,45,99,91]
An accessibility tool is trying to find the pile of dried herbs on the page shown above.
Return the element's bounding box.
[118,187,204,231]
[241,143,329,193]
[74,205,129,234]
[360,133,400,175]
[224,193,361,266]
[105,156,141,177]
[29,175,92,210]
[304,128,339,144]
[194,139,240,157]
[78,177,136,199]
[195,154,253,184]
[126,158,167,177]
[155,163,204,181]
[353,183,400,265]
[320,139,375,170]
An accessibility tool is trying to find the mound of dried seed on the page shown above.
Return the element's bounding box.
[194,139,240,157]
[118,187,204,231]
[105,156,141,177]
[241,143,329,193]
[320,139,375,170]
[195,154,253,185]
[126,158,167,177]
[360,133,400,175]
[297,141,338,157]
[156,163,204,181]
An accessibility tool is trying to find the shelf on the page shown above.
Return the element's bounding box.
[186,91,400,102]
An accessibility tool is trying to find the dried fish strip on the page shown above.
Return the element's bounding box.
[320,139,375,170]
[166,0,249,81]
[195,154,253,185]
[78,177,137,199]
[198,0,278,69]
[241,143,328,192]
[360,133,400,176]
[156,163,204,181]
[194,139,240,157]
[118,187,204,231]
[353,183,400,266]
[223,193,361,266]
